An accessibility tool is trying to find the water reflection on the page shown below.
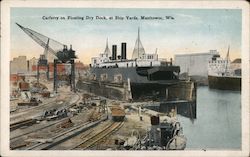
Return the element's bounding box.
[179,86,241,150]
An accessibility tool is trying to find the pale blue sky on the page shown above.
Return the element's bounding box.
[11,8,241,63]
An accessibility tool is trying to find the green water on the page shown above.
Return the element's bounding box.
[179,86,241,150]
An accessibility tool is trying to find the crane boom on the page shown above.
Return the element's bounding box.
[16,23,77,93]
[16,23,65,59]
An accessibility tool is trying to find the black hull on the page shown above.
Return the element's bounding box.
[78,65,197,119]
[130,82,193,102]
[208,75,241,91]
[76,80,197,119]
[77,80,196,101]
[90,66,180,84]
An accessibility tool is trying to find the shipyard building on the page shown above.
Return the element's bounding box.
[10,56,29,74]
[10,56,85,77]
[174,50,219,78]
[10,55,86,97]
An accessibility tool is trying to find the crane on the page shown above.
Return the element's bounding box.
[16,23,77,92]
[16,23,77,63]
[16,23,62,58]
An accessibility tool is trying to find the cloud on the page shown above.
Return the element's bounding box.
[175,13,202,24]
[11,8,241,64]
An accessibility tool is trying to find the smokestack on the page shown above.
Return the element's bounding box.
[112,45,117,60]
[27,60,30,72]
[121,42,127,60]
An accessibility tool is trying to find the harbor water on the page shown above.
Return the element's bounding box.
[179,86,241,150]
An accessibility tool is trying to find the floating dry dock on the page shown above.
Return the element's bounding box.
[77,28,197,118]
[77,80,196,119]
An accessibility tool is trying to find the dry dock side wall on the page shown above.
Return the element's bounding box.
[166,81,197,118]
[142,81,197,119]
[76,80,197,118]
[76,80,125,100]
[167,81,196,102]
[77,80,196,102]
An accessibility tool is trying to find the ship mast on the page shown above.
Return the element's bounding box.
[104,38,111,57]
[224,45,230,75]
[132,27,145,59]
[106,38,108,48]
[138,27,140,58]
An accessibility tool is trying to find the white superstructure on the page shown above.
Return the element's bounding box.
[208,55,231,77]
[208,47,241,78]
[91,28,171,68]
[91,52,165,68]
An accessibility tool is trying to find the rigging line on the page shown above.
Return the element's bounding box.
[25,27,65,46]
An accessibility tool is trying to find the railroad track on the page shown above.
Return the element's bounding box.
[72,121,124,150]
[10,92,81,125]
[10,91,75,118]
[10,119,37,131]
[27,117,107,150]
[11,105,97,142]
[10,99,59,122]
[45,108,107,150]
[10,117,73,140]
[10,107,99,150]
[10,92,84,149]
[10,92,117,150]
[11,120,92,150]
[10,97,58,115]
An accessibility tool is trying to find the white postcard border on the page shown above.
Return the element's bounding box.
[1,1,249,157]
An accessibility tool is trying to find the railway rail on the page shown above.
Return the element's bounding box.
[11,117,73,140]
[10,106,101,150]
[10,91,121,150]
[10,97,58,115]
[9,92,73,117]
[10,92,81,126]
[27,116,107,150]
[10,119,37,131]
[72,121,124,150]
[10,92,85,150]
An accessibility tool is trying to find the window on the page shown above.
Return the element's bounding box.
[101,73,108,81]
[114,74,122,83]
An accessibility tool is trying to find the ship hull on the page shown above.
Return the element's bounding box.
[77,65,197,118]
[208,75,241,91]
[89,66,180,84]
[76,79,196,101]
[76,80,197,119]
[78,66,197,101]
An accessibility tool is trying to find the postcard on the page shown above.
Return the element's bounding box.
[1,0,249,157]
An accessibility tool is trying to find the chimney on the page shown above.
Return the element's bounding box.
[121,42,127,60]
[150,116,160,125]
[112,45,117,60]
[27,60,30,72]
